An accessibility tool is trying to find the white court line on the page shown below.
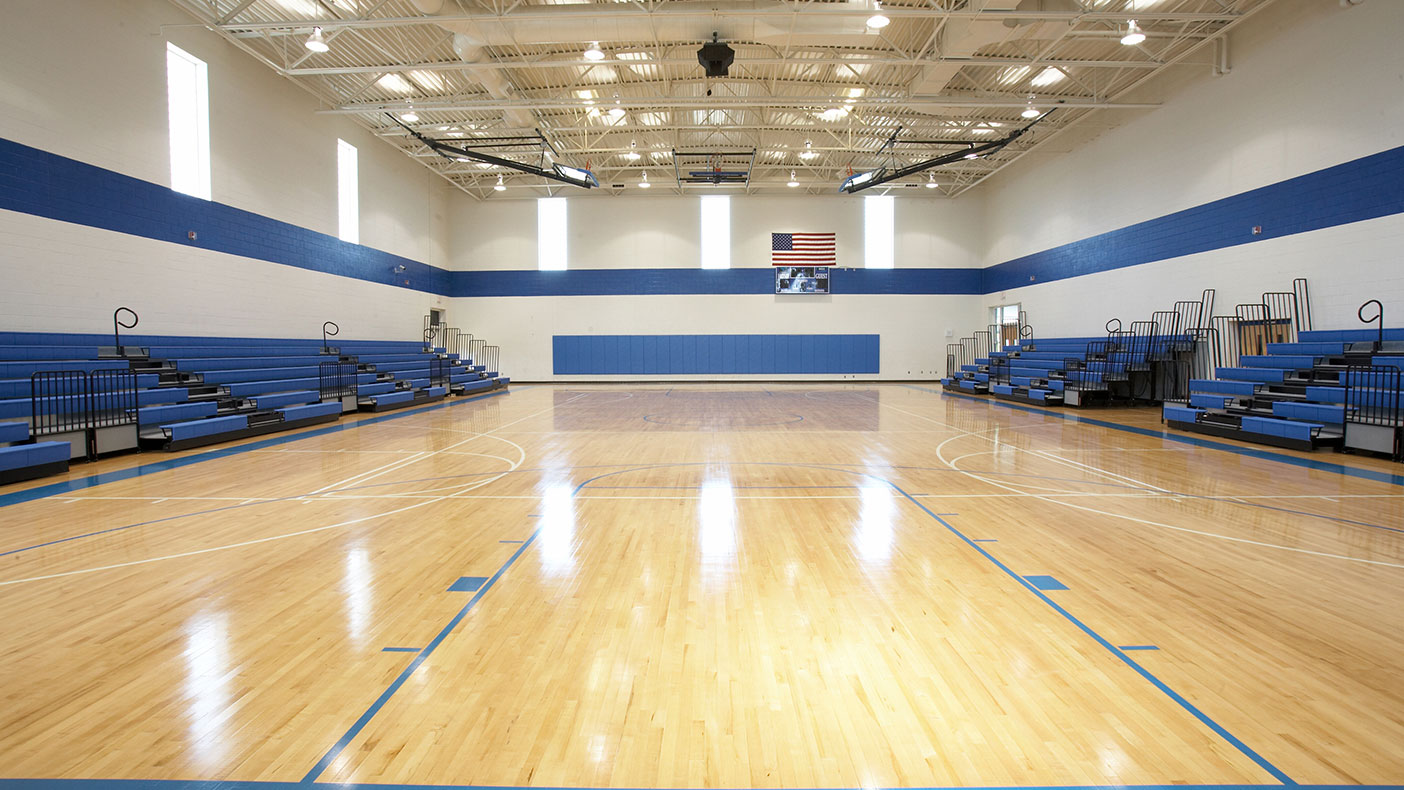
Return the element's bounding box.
[1029,448,1176,497]
[871,394,1404,571]
[49,491,1404,503]
[304,451,428,496]
[0,395,582,588]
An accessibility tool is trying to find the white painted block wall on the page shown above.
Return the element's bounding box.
[979,0,1404,336]
[0,0,448,339]
[448,195,985,379]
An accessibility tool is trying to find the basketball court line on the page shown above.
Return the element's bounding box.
[558,463,1297,786]
[0,396,575,586]
[915,385,1404,488]
[297,460,1296,785]
[0,387,520,510]
[853,394,1404,561]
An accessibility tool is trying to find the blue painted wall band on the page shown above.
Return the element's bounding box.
[0,137,449,295]
[3,135,1400,299]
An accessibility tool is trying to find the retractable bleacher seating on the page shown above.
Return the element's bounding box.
[0,420,69,484]
[0,331,512,484]
[1163,328,1404,454]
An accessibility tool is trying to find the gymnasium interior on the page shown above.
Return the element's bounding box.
[1,0,1401,788]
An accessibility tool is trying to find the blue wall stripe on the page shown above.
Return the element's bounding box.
[450,267,983,296]
[0,137,450,295]
[981,144,1404,293]
[4,134,1400,300]
[553,334,879,375]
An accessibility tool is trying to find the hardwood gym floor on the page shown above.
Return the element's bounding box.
[1,384,1401,789]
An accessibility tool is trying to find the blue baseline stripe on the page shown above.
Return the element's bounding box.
[301,530,543,783]
[0,388,515,511]
[900,507,1295,784]
[1121,645,1162,651]
[0,137,450,295]
[912,385,1404,488]
[380,647,420,653]
[568,462,1295,784]
[2,782,1395,790]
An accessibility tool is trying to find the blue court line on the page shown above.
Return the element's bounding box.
[0,388,517,511]
[447,576,488,592]
[301,530,542,783]
[1024,575,1070,591]
[570,462,1296,785]
[973,538,999,543]
[1121,645,1161,651]
[380,647,420,653]
[0,470,516,558]
[499,539,525,543]
[2,782,1395,790]
[909,508,1294,784]
[911,385,1404,489]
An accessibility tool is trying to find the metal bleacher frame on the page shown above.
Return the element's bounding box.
[30,369,139,460]
[1344,366,1401,461]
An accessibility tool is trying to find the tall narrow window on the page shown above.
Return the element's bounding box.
[538,198,567,271]
[699,195,730,269]
[337,139,359,244]
[165,43,210,200]
[864,195,894,269]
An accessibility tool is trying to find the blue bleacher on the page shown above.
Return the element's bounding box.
[138,401,217,427]
[0,422,29,444]
[163,414,249,442]
[0,440,70,484]
[0,330,506,471]
[249,390,319,410]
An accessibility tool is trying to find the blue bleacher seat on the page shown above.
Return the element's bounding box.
[0,441,70,479]
[138,401,217,427]
[277,402,341,421]
[0,422,29,444]
[1189,393,1232,409]
[370,391,414,407]
[1304,386,1346,404]
[1241,355,1317,369]
[1189,379,1257,396]
[163,415,249,442]
[1163,405,1203,423]
[1272,401,1345,425]
[250,390,318,410]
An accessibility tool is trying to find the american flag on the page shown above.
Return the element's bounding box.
[771,232,837,266]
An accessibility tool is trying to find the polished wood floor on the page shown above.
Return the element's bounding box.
[1,383,1402,788]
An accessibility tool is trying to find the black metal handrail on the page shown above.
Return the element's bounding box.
[1293,278,1312,331]
[1360,299,1383,350]
[322,321,339,353]
[319,361,357,401]
[113,307,138,356]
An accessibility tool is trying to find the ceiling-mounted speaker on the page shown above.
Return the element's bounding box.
[697,32,734,78]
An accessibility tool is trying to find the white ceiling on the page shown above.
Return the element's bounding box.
[167,0,1277,199]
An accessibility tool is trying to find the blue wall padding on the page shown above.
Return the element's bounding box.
[552,334,879,375]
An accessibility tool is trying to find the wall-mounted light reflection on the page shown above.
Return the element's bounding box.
[538,484,576,577]
[854,483,895,566]
[182,611,230,767]
[342,548,372,645]
[699,478,736,559]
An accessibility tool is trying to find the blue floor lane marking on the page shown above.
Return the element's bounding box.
[301,531,541,783]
